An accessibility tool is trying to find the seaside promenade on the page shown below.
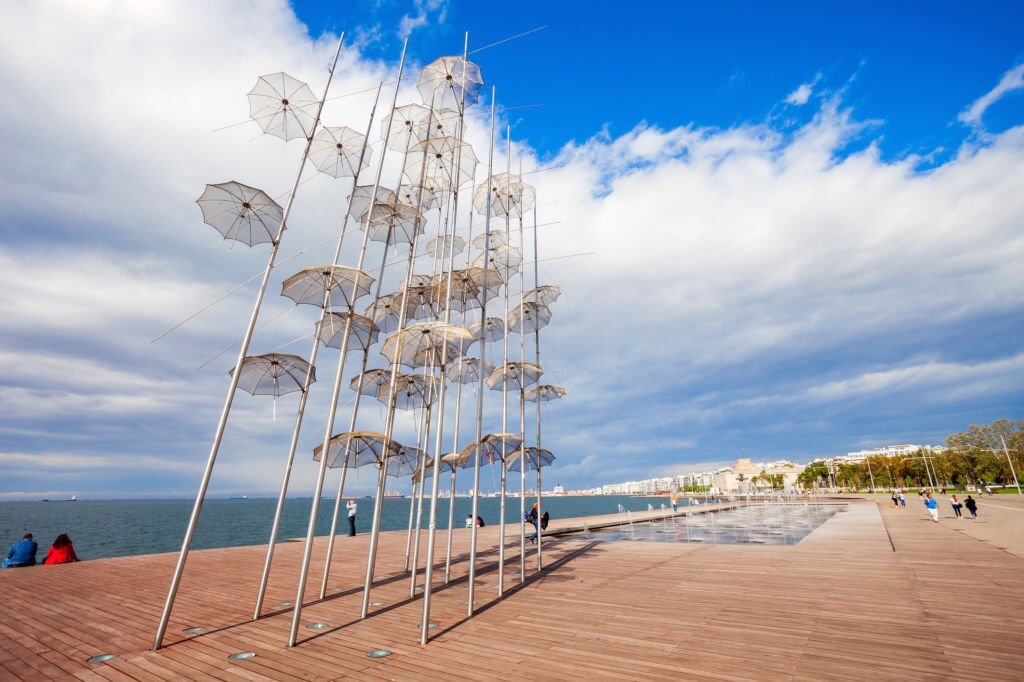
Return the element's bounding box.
[1,497,1022,680]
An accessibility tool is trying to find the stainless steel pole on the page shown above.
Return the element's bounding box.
[467,86,497,617]
[1000,435,1022,495]
[287,39,408,648]
[254,81,384,620]
[531,203,543,570]
[153,32,347,651]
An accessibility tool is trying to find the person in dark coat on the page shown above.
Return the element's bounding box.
[964,495,978,518]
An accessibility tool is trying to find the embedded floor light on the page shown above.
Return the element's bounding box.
[87,654,118,664]
[369,601,385,607]
[228,652,256,661]
[307,623,329,630]
[182,627,205,634]
[367,649,391,658]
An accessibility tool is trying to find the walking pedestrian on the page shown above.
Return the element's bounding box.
[898,490,906,508]
[891,490,899,507]
[346,499,357,536]
[964,495,978,518]
[950,494,963,519]
[924,494,939,522]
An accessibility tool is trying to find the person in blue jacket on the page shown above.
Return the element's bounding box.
[4,533,38,568]
[923,495,939,523]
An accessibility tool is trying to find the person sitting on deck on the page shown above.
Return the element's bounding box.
[476,515,486,527]
[465,514,474,528]
[3,533,38,568]
[43,533,79,565]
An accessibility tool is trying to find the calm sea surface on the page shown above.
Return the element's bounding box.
[0,495,695,561]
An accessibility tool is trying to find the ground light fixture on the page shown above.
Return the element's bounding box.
[367,649,392,658]
[228,652,256,661]
[307,623,329,630]
[87,654,118,664]
[182,627,205,634]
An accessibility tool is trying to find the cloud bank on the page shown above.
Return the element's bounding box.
[0,1,1021,500]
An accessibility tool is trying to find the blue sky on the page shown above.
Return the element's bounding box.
[292,0,1024,160]
[0,1,1022,500]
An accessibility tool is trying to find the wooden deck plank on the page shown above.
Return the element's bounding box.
[1,499,1022,679]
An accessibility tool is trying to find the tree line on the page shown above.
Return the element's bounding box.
[797,418,1023,490]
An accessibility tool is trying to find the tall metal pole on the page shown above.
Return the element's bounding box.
[152,32,347,651]
[467,86,496,616]
[254,81,384,620]
[421,35,472,643]
[516,159,527,583]
[495,125,513,599]
[999,435,1022,495]
[287,39,408,648]
[530,204,544,571]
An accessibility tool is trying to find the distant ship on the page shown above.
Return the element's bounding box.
[42,495,77,502]
[383,489,405,499]
[229,495,249,500]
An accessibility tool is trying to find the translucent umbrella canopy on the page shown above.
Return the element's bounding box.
[460,433,524,465]
[472,173,536,218]
[231,353,314,396]
[359,200,423,245]
[380,322,473,368]
[425,234,466,259]
[413,453,461,482]
[350,368,393,396]
[486,361,543,391]
[379,373,441,411]
[433,267,503,312]
[417,57,484,107]
[397,183,437,212]
[467,317,505,344]
[247,72,320,141]
[404,137,478,191]
[445,357,495,384]
[524,385,566,402]
[312,431,400,468]
[472,245,523,277]
[381,104,460,152]
[309,126,369,178]
[506,447,556,473]
[280,265,375,308]
[471,229,508,249]
[364,294,401,334]
[397,284,438,321]
[348,185,398,221]
[524,284,562,306]
[507,302,553,334]
[196,181,283,247]
[385,446,423,478]
[316,312,380,352]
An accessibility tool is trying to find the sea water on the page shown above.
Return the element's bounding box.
[0,495,699,561]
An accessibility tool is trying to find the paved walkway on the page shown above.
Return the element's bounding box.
[1,499,1021,680]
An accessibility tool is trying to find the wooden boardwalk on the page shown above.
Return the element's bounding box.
[1,499,1022,680]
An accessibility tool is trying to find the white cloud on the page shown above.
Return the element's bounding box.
[0,1,1021,499]
[785,74,821,106]
[959,63,1024,126]
[398,0,448,40]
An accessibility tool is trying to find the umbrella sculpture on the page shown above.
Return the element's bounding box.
[360,199,424,245]
[247,71,321,141]
[280,265,375,308]
[231,352,315,399]
[471,228,508,249]
[253,82,386,621]
[524,284,562,306]
[154,34,347,651]
[288,40,413,649]
[507,301,553,335]
[364,293,402,333]
[196,181,284,247]
[348,184,398,221]
[417,56,485,109]
[524,384,567,402]
[309,126,370,178]
[425,233,466,260]
[316,312,380,352]
[403,137,478,191]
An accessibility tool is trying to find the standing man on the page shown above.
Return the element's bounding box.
[346,499,357,536]
[4,533,38,568]
[924,493,939,523]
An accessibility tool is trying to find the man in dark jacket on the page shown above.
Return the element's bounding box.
[4,533,38,568]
